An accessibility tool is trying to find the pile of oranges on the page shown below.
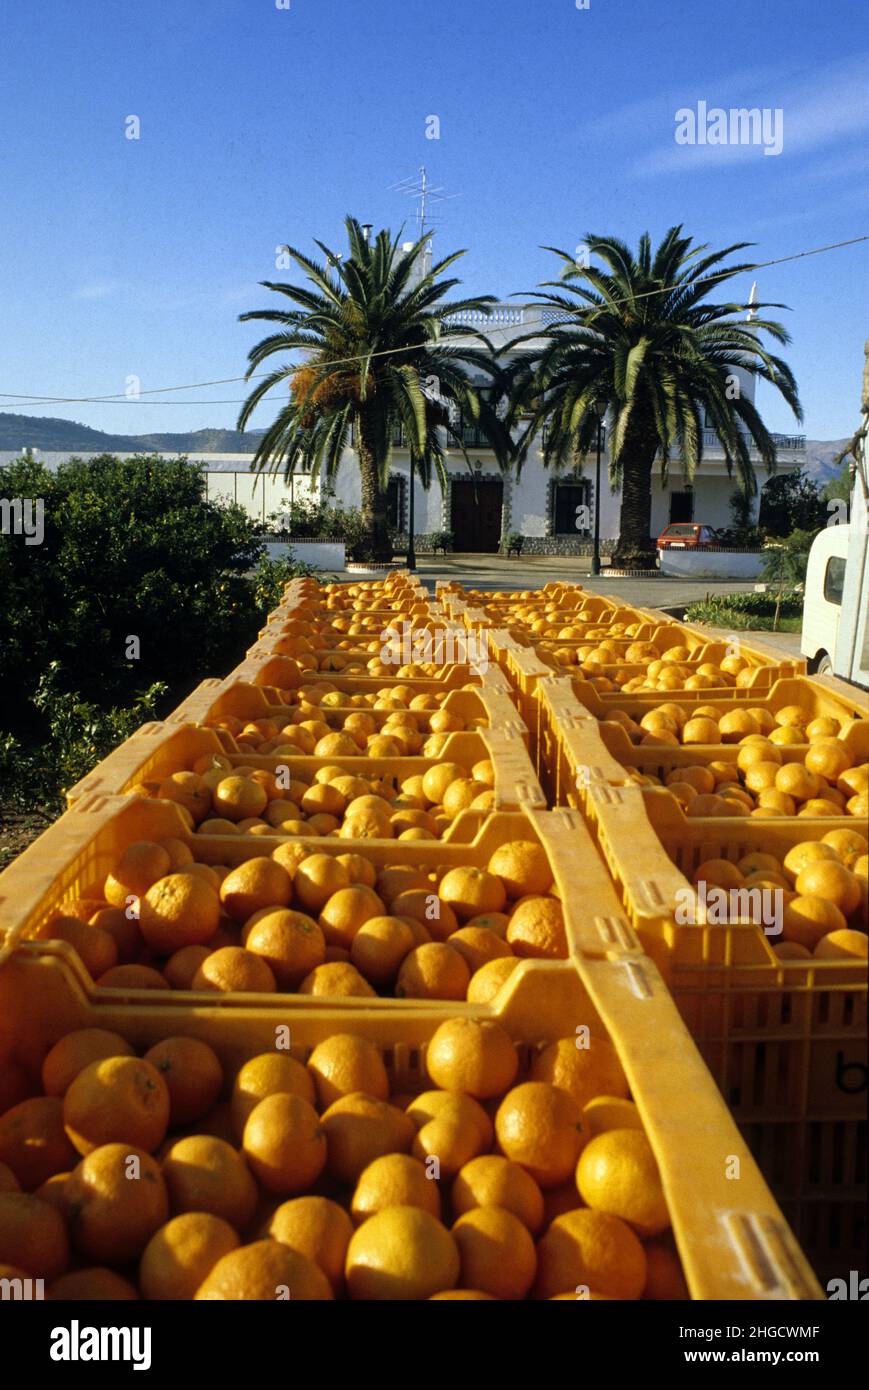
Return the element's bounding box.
[620,706,868,821]
[127,752,497,844]
[204,690,484,752]
[0,1019,687,1300]
[691,830,868,961]
[29,838,569,999]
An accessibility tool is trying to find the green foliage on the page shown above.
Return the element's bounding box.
[266,495,367,548]
[0,453,263,716]
[237,217,511,558]
[761,529,817,587]
[501,531,525,553]
[251,553,320,613]
[0,663,166,815]
[508,226,802,565]
[758,468,827,537]
[685,590,803,631]
[427,530,454,553]
[821,460,854,509]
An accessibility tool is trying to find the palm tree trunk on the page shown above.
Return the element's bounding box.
[356,415,392,562]
[612,402,660,569]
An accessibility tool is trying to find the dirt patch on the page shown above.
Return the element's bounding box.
[0,802,54,871]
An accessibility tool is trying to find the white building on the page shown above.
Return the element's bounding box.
[2,278,805,553]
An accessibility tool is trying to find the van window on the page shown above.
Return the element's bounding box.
[823,555,846,605]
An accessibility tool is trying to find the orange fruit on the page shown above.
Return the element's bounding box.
[219,858,293,920]
[265,1195,353,1294]
[446,926,513,974]
[64,1144,169,1264]
[643,1238,690,1299]
[0,1096,78,1192]
[270,841,311,878]
[682,717,720,745]
[692,859,744,891]
[795,860,862,915]
[773,941,813,961]
[157,772,212,823]
[533,1207,647,1300]
[425,1018,518,1099]
[451,1154,544,1234]
[390,890,459,943]
[292,855,350,913]
[143,1037,223,1127]
[530,1035,629,1110]
[452,1205,536,1299]
[0,1192,70,1281]
[782,897,848,949]
[161,945,211,989]
[814,930,868,960]
[298,961,377,997]
[139,873,221,954]
[350,916,416,987]
[193,947,276,994]
[668,765,715,795]
[345,1205,459,1300]
[195,1238,333,1300]
[321,1094,415,1185]
[213,776,269,822]
[88,906,142,965]
[395,942,471,1000]
[421,763,467,805]
[41,1029,135,1098]
[139,1212,240,1300]
[48,1267,139,1300]
[351,1154,440,1225]
[736,852,783,879]
[0,1161,20,1194]
[31,916,118,980]
[63,1056,170,1156]
[405,1091,494,1148]
[495,1081,585,1188]
[466,956,521,1004]
[318,885,386,950]
[96,964,171,990]
[307,1034,389,1108]
[782,840,838,882]
[582,1096,641,1135]
[245,909,326,989]
[774,764,820,803]
[576,1128,669,1236]
[506,897,567,959]
[104,840,172,907]
[805,739,852,781]
[821,828,869,867]
[162,1134,257,1229]
[375,866,431,906]
[334,853,378,888]
[230,1053,315,1138]
[243,1093,327,1195]
[438,867,507,921]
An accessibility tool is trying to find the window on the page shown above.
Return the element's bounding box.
[664,524,699,538]
[823,555,846,606]
[553,480,591,535]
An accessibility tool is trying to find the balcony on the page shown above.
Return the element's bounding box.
[701,428,805,453]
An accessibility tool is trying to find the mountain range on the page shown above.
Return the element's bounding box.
[0,412,852,483]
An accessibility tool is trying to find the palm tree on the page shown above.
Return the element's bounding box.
[237,218,508,560]
[508,227,802,568]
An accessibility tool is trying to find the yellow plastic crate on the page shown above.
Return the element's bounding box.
[166,675,527,740]
[536,676,869,805]
[227,650,501,695]
[532,802,866,1286]
[65,723,546,813]
[0,939,818,1299]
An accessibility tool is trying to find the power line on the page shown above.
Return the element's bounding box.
[1,231,866,409]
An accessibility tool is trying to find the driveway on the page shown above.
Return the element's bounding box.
[410,553,763,607]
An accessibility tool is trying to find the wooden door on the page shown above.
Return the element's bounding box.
[450,479,504,551]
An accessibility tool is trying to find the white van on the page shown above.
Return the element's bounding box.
[800,462,869,689]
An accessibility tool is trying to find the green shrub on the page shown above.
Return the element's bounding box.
[251,553,320,613]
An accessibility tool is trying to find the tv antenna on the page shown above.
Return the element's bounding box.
[389,165,459,237]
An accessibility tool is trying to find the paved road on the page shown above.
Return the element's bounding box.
[408,553,764,607]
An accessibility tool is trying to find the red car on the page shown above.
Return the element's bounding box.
[656,522,717,551]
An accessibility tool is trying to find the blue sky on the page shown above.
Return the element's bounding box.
[1,0,867,442]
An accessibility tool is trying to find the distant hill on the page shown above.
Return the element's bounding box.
[802,437,851,485]
[0,413,263,455]
[0,411,855,484]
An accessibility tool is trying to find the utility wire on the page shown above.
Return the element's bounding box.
[1,232,866,409]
